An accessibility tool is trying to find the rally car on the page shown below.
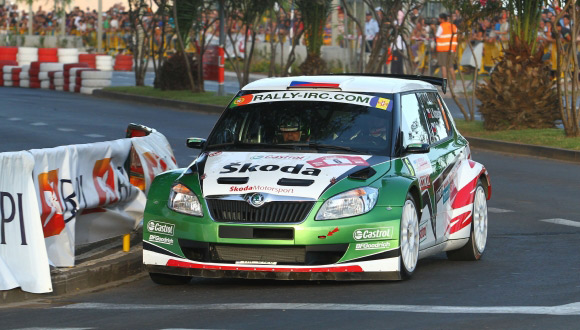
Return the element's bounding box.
[143,74,491,284]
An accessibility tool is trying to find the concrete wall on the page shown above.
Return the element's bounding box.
[0,35,83,48]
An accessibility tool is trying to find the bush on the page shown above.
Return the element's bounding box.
[154,52,201,91]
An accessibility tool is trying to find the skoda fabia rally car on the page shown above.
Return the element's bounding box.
[143,74,491,284]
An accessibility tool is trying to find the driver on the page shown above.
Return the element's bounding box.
[279,118,303,142]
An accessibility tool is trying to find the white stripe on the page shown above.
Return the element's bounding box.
[57,128,76,132]
[540,219,580,228]
[84,134,105,138]
[31,122,48,126]
[487,207,513,213]
[8,117,22,121]
[56,302,580,316]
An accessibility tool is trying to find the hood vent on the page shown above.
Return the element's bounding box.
[217,177,249,184]
[277,178,315,186]
[348,167,376,180]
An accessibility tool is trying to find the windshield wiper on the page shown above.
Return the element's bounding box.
[205,142,292,151]
[284,142,366,154]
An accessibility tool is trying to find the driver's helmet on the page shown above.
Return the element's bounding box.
[279,117,301,133]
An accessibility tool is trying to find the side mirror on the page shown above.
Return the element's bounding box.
[405,143,430,154]
[186,137,206,149]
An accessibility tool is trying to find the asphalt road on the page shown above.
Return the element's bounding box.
[1,87,579,329]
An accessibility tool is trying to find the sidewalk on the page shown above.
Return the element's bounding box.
[2,231,145,305]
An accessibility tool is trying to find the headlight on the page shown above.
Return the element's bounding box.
[315,187,378,220]
[168,183,203,217]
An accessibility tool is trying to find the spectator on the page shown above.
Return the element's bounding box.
[364,11,379,53]
[436,13,458,86]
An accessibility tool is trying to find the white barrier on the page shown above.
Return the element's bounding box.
[0,130,177,293]
[0,152,53,293]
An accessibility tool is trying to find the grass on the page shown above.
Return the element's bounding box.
[455,120,580,151]
[104,86,233,107]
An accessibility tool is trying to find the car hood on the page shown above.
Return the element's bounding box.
[198,151,390,200]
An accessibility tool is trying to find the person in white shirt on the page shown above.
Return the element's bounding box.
[365,12,379,52]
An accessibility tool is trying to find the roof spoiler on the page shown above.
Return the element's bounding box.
[326,73,447,94]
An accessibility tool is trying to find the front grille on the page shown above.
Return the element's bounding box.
[207,200,314,223]
[211,244,305,264]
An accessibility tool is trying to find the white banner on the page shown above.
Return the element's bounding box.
[1,129,176,293]
[30,139,146,267]
[131,131,178,193]
[0,152,52,293]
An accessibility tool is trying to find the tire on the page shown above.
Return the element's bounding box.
[3,65,19,73]
[81,70,113,79]
[38,72,49,80]
[80,86,98,94]
[19,72,29,80]
[81,79,111,88]
[58,48,78,56]
[40,80,50,89]
[3,73,11,80]
[400,193,420,279]
[18,47,38,55]
[54,78,64,86]
[446,180,488,261]
[149,272,191,285]
[40,63,64,72]
[54,71,64,78]
[58,55,79,64]
[20,79,29,88]
[96,65,113,71]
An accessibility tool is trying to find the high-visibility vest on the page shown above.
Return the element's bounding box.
[436,22,458,53]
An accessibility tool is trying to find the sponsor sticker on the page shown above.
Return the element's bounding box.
[419,226,427,242]
[228,91,393,110]
[419,175,431,191]
[149,234,174,245]
[353,227,394,241]
[412,157,431,173]
[355,241,391,250]
[403,158,415,176]
[229,185,295,195]
[307,155,369,168]
[147,220,175,236]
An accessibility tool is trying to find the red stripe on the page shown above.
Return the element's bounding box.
[166,259,363,273]
[447,211,472,234]
[452,176,478,209]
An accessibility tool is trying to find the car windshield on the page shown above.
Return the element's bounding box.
[206,90,395,156]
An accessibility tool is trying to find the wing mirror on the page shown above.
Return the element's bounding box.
[186,137,206,149]
[405,143,430,154]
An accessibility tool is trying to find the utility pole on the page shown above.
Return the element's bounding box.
[97,0,103,53]
[218,0,225,96]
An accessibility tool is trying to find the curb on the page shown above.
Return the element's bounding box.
[93,89,226,115]
[465,137,580,164]
[1,233,145,306]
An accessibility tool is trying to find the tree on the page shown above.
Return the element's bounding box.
[341,0,424,74]
[295,0,333,75]
[552,0,580,136]
[441,0,502,121]
[225,0,276,86]
[476,0,560,130]
[128,0,152,86]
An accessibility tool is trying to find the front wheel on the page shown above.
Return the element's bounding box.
[447,180,488,261]
[400,194,420,279]
[149,272,192,285]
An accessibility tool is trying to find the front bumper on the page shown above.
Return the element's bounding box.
[144,248,402,281]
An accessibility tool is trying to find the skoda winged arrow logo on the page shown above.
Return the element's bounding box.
[248,193,266,207]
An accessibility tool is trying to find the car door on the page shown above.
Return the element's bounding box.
[400,93,437,249]
[416,91,459,244]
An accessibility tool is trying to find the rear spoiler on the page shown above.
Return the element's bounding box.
[326,73,447,94]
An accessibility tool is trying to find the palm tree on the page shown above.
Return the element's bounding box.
[295,0,333,75]
[476,0,559,130]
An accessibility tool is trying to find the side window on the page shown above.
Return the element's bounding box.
[401,93,430,146]
[417,92,451,143]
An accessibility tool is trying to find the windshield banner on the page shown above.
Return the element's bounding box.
[231,91,393,111]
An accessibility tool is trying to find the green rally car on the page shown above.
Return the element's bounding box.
[143,74,491,284]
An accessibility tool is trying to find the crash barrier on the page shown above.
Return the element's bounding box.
[0,127,177,294]
[0,47,132,71]
[0,60,114,94]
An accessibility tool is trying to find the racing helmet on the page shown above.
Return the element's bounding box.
[279,117,301,133]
